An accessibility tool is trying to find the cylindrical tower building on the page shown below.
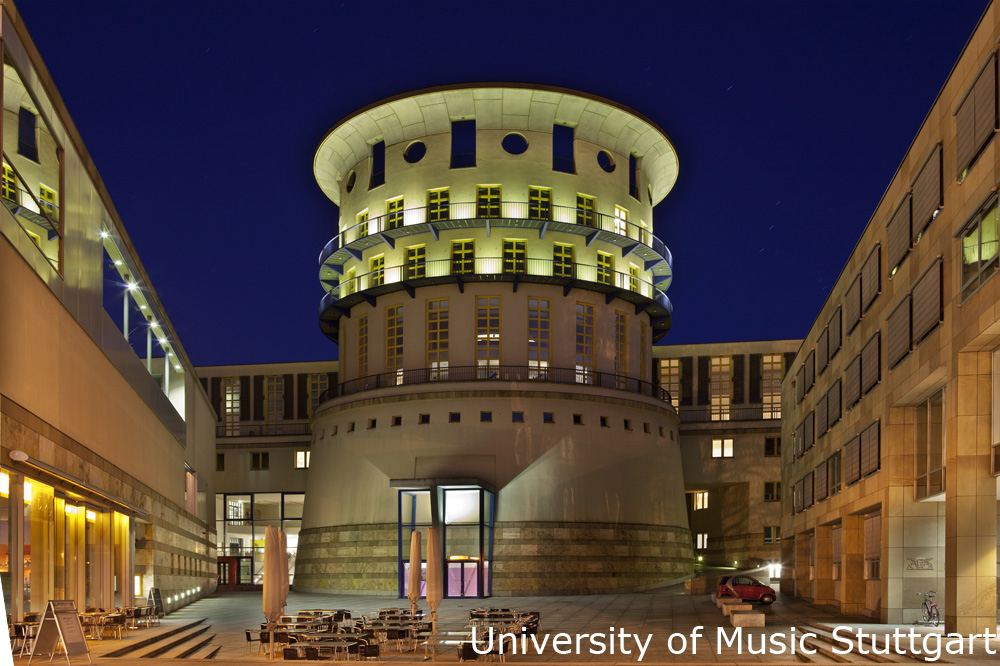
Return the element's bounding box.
[297,84,690,597]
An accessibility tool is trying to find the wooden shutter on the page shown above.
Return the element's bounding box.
[804,410,815,451]
[912,145,943,239]
[817,328,829,375]
[844,435,861,485]
[912,259,943,344]
[864,513,881,559]
[956,90,977,175]
[804,471,814,508]
[805,350,815,394]
[253,375,265,420]
[749,353,762,403]
[794,479,804,513]
[697,356,710,405]
[974,56,997,159]
[816,391,828,439]
[680,357,694,406]
[887,296,912,369]
[795,421,805,457]
[862,332,881,394]
[210,377,222,422]
[795,366,805,404]
[297,374,309,419]
[861,421,881,476]
[240,375,251,421]
[845,275,861,334]
[845,354,861,408]
[862,245,881,313]
[828,307,842,359]
[827,379,841,426]
[815,460,829,501]
[732,354,745,404]
[886,197,911,273]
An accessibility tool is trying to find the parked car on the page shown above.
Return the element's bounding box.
[717,575,776,604]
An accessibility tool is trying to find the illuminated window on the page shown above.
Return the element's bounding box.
[357,210,369,240]
[711,438,734,458]
[762,354,783,419]
[476,185,501,218]
[597,251,613,285]
[251,452,269,470]
[357,315,368,378]
[427,298,449,380]
[553,243,574,278]
[370,255,385,287]
[502,240,526,274]
[764,482,781,501]
[614,311,628,387]
[614,205,629,236]
[386,196,404,230]
[264,376,284,434]
[428,188,450,222]
[960,200,999,300]
[710,356,732,421]
[660,359,681,409]
[406,245,426,279]
[528,186,552,220]
[628,264,639,292]
[763,526,780,544]
[386,305,403,381]
[223,376,241,436]
[307,373,329,417]
[39,184,56,218]
[694,491,708,510]
[345,267,356,295]
[451,240,474,275]
[915,389,945,500]
[764,437,781,457]
[476,296,501,377]
[1,164,17,203]
[575,302,594,383]
[576,194,596,227]
[696,533,709,550]
[527,297,550,378]
[295,451,310,469]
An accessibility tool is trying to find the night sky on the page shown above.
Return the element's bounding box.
[14,1,990,365]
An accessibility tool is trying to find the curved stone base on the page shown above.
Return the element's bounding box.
[492,522,694,596]
[294,524,398,594]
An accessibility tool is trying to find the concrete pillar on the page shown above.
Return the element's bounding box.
[814,524,834,606]
[794,533,811,599]
[779,537,795,595]
[944,352,997,634]
[841,513,865,615]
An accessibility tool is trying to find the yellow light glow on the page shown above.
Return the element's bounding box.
[0,472,7,497]
[65,505,77,515]
[24,481,32,503]
[134,575,142,596]
[86,510,96,521]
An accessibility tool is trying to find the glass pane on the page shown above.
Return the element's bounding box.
[445,489,480,524]
[24,479,54,613]
[226,495,251,521]
[254,493,281,521]
[283,494,304,519]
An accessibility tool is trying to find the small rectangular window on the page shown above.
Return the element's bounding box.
[451,119,476,168]
[596,252,613,285]
[419,414,430,424]
[367,418,377,429]
[573,414,583,425]
[543,412,554,424]
[623,419,632,430]
[696,533,709,550]
[216,453,224,472]
[576,194,596,227]
[251,452,269,470]
[764,437,781,457]
[711,438,734,458]
[428,188,450,221]
[17,107,37,162]
[600,416,609,428]
[643,422,650,434]
[763,526,780,544]
[295,451,311,469]
[694,491,708,510]
[480,411,492,422]
[629,154,640,200]
[386,196,404,230]
[764,481,781,501]
[528,186,552,220]
[553,124,575,173]
[348,422,356,432]
[392,415,402,427]
[512,411,524,422]
[449,412,461,423]
[369,140,385,189]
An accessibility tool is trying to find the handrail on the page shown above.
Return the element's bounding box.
[675,405,781,423]
[325,257,664,301]
[2,152,60,236]
[320,364,672,403]
[216,423,312,437]
[319,200,668,264]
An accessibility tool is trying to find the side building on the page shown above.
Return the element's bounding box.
[781,3,1000,633]
[0,1,216,618]
[196,362,337,587]
[654,342,799,571]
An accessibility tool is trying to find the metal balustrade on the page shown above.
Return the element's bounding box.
[320,364,672,403]
[216,423,312,437]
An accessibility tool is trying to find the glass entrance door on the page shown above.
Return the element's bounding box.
[447,560,479,597]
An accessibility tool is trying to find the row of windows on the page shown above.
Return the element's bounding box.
[217,373,330,435]
[660,354,783,417]
[355,299,637,383]
[327,412,671,435]
[792,423,880,515]
[694,528,781,549]
[692,482,780,508]
[354,122,648,201]
[710,437,781,458]
[216,450,310,472]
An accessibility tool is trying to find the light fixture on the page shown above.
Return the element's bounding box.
[139,305,147,310]
[127,282,137,291]
[114,260,122,266]
[99,230,109,239]
[174,365,181,370]
[158,338,166,345]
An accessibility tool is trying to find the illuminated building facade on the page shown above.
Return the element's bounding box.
[782,4,1000,633]
[0,1,216,618]
[298,85,691,597]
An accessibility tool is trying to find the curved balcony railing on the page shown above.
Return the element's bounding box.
[323,257,664,302]
[318,200,669,266]
[320,364,672,403]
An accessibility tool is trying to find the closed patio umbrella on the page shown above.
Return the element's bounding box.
[407,530,422,617]
[263,525,283,659]
[279,530,290,605]
[425,527,442,657]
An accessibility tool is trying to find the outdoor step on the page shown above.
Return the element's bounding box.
[175,633,215,658]
[139,625,212,658]
[102,619,206,658]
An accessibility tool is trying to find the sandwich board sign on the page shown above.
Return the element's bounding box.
[147,587,164,619]
[29,599,91,664]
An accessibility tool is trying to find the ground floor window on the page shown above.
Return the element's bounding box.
[215,492,303,585]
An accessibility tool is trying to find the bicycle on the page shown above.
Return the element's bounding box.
[918,591,940,626]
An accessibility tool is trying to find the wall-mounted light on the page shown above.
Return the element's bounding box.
[99,230,109,239]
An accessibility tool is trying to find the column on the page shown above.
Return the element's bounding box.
[840,513,865,615]
[794,533,811,599]
[814,524,834,605]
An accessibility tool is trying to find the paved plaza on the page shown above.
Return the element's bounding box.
[11,585,1000,666]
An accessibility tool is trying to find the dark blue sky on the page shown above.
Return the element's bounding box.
[16,0,989,365]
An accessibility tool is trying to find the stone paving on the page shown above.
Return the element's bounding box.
[10,585,1000,665]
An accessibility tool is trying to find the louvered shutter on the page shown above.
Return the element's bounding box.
[297,373,309,419]
[864,513,881,559]
[816,392,828,439]
[827,379,841,425]
[815,460,829,501]
[210,377,222,422]
[886,197,911,272]
[732,354,745,404]
[887,296,912,369]
[861,332,881,394]
[861,421,881,476]
[862,245,881,312]
[795,366,805,403]
[804,411,815,451]
[956,92,977,175]
[974,56,997,158]
[240,375,251,420]
[697,356,710,405]
[845,354,861,408]
[844,436,861,485]
[912,259,943,344]
[817,328,829,375]
[795,421,805,457]
[804,471,814,508]
[846,275,862,334]
[805,350,815,394]
[749,353,762,403]
[253,375,265,420]
[912,146,942,239]
[680,357,693,406]
[828,307,842,359]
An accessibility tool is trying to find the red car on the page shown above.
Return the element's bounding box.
[717,575,776,604]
